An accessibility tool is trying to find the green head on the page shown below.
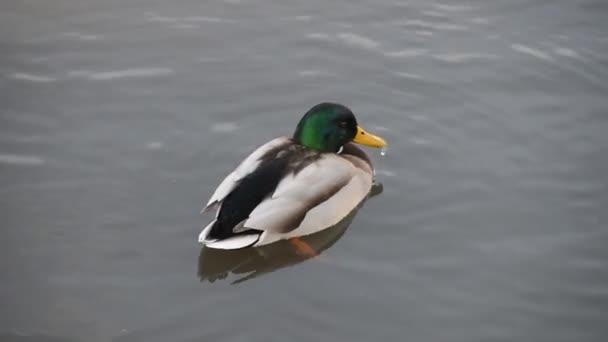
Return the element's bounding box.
[292,102,387,153]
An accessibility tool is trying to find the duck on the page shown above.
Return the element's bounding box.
[198,102,387,250]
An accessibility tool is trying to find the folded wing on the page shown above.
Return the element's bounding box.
[243,154,372,243]
[201,137,291,214]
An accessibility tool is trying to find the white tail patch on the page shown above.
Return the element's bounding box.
[204,234,260,250]
[198,220,217,242]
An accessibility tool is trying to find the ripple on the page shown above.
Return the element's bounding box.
[283,15,312,22]
[370,125,391,132]
[60,32,103,41]
[71,68,174,81]
[410,137,431,145]
[395,72,423,79]
[297,69,333,77]
[415,30,434,36]
[398,20,468,31]
[511,44,554,61]
[384,48,428,58]
[410,114,429,122]
[553,47,580,58]
[336,32,380,50]
[375,169,397,177]
[170,23,199,29]
[11,73,56,83]
[145,141,164,150]
[433,4,475,12]
[305,32,333,41]
[432,53,501,63]
[305,32,381,50]
[210,122,239,133]
[471,17,490,24]
[421,10,448,18]
[0,154,45,166]
[145,12,232,24]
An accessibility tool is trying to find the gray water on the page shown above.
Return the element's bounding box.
[2,0,608,341]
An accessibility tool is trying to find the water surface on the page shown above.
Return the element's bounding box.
[1,0,607,341]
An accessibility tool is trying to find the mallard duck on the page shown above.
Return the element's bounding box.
[198,102,387,250]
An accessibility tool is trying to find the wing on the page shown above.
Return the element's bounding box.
[201,137,291,213]
[242,154,373,238]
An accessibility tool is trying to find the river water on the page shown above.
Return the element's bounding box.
[1,0,607,341]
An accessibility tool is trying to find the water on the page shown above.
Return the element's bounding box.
[1,0,607,341]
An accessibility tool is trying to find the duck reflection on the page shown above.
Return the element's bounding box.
[198,182,383,284]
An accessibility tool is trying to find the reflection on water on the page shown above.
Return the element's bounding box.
[198,182,383,284]
[198,212,353,285]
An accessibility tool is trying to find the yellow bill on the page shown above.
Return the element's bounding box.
[352,126,387,148]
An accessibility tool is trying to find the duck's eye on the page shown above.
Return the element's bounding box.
[338,121,348,128]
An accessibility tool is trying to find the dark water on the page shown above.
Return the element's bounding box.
[2,0,608,341]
